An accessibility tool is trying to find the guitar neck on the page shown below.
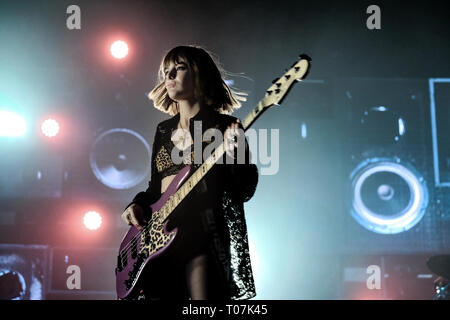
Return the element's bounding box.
[158,102,266,222]
[157,54,311,222]
[242,101,266,131]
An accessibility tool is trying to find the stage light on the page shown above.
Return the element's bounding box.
[41,118,60,138]
[301,122,307,139]
[83,211,102,231]
[110,40,129,59]
[0,110,27,137]
[398,117,405,136]
[248,241,260,277]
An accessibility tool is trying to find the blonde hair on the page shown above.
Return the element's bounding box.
[148,45,246,116]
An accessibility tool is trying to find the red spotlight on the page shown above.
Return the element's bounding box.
[83,211,102,231]
[110,40,129,59]
[41,118,60,138]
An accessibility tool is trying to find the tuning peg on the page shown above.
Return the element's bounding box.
[284,75,291,80]
[271,77,280,84]
[266,90,273,95]
[299,53,312,61]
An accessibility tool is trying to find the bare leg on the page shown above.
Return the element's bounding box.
[185,254,209,300]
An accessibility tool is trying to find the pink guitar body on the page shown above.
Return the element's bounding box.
[115,165,191,299]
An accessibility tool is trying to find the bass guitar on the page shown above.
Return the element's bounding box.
[115,54,311,299]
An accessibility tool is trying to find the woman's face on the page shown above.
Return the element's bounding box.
[164,57,195,102]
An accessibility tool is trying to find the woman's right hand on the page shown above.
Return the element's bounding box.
[121,204,147,231]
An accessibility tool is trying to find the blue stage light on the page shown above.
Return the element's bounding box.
[0,110,27,137]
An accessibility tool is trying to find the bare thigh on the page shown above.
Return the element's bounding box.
[185,254,209,300]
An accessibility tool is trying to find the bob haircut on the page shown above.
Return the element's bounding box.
[148,45,246,116]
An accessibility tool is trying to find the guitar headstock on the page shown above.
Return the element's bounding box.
[260,54,311,109]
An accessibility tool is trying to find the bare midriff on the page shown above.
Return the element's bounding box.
[161,174,177,194]
[161,128,192,194]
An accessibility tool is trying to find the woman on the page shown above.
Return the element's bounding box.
[121,45,258,300]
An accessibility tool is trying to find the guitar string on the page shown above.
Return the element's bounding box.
[118,171,203,266]
[118,119,255,264]
[119,123,199,259]
[118,107,259,263]
[118,156,209,262]
[117,61,307,266]
[118,155,211,263]
[118,205,162,263]
[118,141,226,264]
[118,151,207,259]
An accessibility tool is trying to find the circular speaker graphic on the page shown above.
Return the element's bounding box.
[350,158,428,234]
[89,128,151,190]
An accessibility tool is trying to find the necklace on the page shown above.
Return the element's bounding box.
[173,121,192,150]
